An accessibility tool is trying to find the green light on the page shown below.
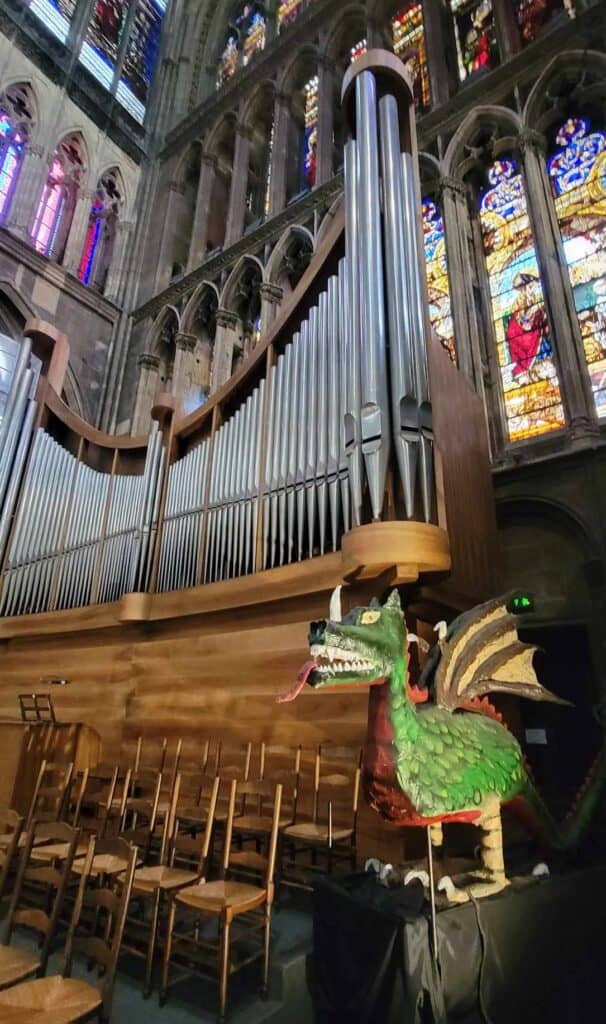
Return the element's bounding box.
[510,594,534,613]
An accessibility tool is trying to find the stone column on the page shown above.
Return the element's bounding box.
[492,0,521,60]
[104,220,135,303]
[366,15,384,49]
[132,353,160,435]
[422,0,454,109]
[519,129,596,434]
[63,188,96,277]
[211,309,240,392]
[267,93,290,217]
[155,179,185,294]
[172,331,197,396]
[259,282,283,333]
[5,144,48,240]
[187,154,217,273]
[440,175,506,455]
[224,124,252,247]
[316,58,334,186]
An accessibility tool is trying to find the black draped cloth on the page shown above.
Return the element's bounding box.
[312,866,606,1023]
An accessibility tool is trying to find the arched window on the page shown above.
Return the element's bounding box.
[217,31,239,88]
[32,133,85,262]
[350,39,367,64]
[216,4,266,88]
[79,168,123,293]
[0,83,34,221]
[242,7,266,65]
[391,3,430,112]
[422,198,455,361]
[512,0,572,46]
[479,157,564,442]
[302,75,318,191]
[548,117,606,418]
[28,0,77,44]
[277,0,301,32]
[450,0,498,81]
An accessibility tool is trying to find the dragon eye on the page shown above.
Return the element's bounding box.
[360,610,380,625]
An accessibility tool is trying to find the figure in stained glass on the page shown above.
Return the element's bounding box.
[450,0,497,81]
[80,0,129,89]
[217,33,239,88]
[422,198,455,360]
[392,3,430,111]
[277,0,301,31]
[117,0,166,123]
[302,76,318,191]
[513,0,569,46]
[242,9,266,65]
[0,85,34,222]
[479,157,565,441]
[28,0,77,44]
[548,117,606,416]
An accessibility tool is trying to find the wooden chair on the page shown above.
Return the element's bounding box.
[280,745,361,888]
[0,810,23,905]
[75,763,121,837]
[25,760,74,832]
[233,744,301,839]
[122,773,220,996]
[0,820,80,991]
[131,735,168,775]
[160,779,282,1023]
[118,769,162,866]
[0,836,138,1022]
[155,738,183,823]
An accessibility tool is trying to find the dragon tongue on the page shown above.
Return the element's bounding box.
[277,660,318,703]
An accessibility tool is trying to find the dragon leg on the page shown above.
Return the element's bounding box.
[437,798,509,904]
[429,822,443,848]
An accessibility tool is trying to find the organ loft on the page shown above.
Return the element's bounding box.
[0,1,603,1021]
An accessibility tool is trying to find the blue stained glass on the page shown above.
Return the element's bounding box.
[117,0,168,123]
[29,0,76,44]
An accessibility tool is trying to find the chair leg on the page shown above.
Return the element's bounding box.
[261,903,272,999]
[144,889,161,999]
[218,914,230,1024]
[159,898,176,1006]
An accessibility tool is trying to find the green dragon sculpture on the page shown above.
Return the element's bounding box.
[278,587,606,902]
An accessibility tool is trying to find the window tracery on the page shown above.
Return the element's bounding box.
[422,198,455,361]
[79,168,123,293]
[32,133,85,262]
[0,85,35,222]
[450,0,497,81]
[479,156,565,441]
[548,117,606,417]
[391,3,430,111]
[302,75,318,191]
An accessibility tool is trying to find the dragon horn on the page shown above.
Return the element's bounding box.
[329,585,343,622]
[434,620,448,640]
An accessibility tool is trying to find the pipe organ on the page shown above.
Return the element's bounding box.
[0,52,492,623]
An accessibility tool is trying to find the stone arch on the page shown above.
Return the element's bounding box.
[419,151,442,190]
[220,254,265,373]
[169,141,203,281]
[181,282,220,411]
[443,104,522,181]
[276,48,320,202]
[240,81,276,229]
[266,224,314,299]
[524,50,606,137]
[322,5,366,177]
[0,282,33,335]
[202,113,237,253]
[316,193,344,246]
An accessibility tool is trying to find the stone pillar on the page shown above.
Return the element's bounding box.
[132,353,160,435]
[422,0,454,108]
[260,282,283,333]
[316,58,334,186]
[492,0,521,59]
[155,180,185,293]
[519,130,596,434]
[63,188,96,277]
[187,154,217,273]
[172,331,197,396]
[211,309,240,392]
[224,124,252,247]
[366,15,383,48]
[6,144,48,240]
[440,175,505,455]
[104,220,135,303]
[267,93,290,217]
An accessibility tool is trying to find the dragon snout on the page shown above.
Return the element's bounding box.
[309,620,326,646]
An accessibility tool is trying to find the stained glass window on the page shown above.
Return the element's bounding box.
[450,0,497,81]
[422,198,455,361]
[0,113,28,222]
[392,3,430,111]
[277,0,301,31]
[548,118,606,417]
[513,0,571,46]
[28,0,77,44]
[302,75,318,191]
[349,39,367,64]
[264,119,275,217]
[79,0,129,90]
[479,157,564,441]
[117,0,167,124]
[217,33,239,88]
[32,135,84,262]
[32,159,66,257]
[242,9,266,65]
[79,198,103,285]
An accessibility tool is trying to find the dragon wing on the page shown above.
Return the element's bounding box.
[431,593,569,711]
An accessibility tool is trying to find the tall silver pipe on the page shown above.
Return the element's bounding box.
[277,346,290,567]
[315,292,329,556]
[0,366,33,508]
[286,333,300,564]
[326,274,341,551]
[356,70,390,521]
[263,364,277,570]
[296,321,309,562]
[0,397,36,562]
[379,93,419,519]
[270,359,284,568]
[305,306,318,559]
[343,145,364,527]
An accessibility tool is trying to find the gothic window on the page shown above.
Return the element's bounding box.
[0,85,34,221]
[302,75,318,191]
[217,31,239,88]
[277,0,301,31]
[422,198,455,361]
[479,157,565,442]
[27,0,77,44]
[32,133,85,262]
[78,168,123,293]
[548,117,606,418]
[80,0,130,90]
[350,39,367,64]
[117,0,168,123]
[450,0,498,81]
[264,118,275,215]
[242,7,266,65]
[391,3,430,112]
[512,0,572,46]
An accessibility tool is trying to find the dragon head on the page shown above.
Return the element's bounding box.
[278,587,407,703]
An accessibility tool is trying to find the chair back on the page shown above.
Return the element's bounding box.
[0,809,23,903]
[63,836,137,1021]
[26,760,74,830]
[258,744,301,821]
[170,774,220,877]
[68,769,89,827]
[78,763,120,837]
[217,741,252,781]
[120,770,162,862]
[3,820,80,973]
[315,746,361,834]
[132,735,168,774]
[223,780,282,895]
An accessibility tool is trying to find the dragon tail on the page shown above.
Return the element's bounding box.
[519,740,606,851]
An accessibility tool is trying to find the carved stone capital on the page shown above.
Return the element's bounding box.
[260,282,283,304]
[138,352,160,371]
[216,307,240,330]
[175,331,197,352]
[235,121,254,142]
[439,175,468,199]
[25,143,45,159]
[517,129,547,155]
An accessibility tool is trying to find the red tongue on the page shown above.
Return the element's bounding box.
[277,660,318,703]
